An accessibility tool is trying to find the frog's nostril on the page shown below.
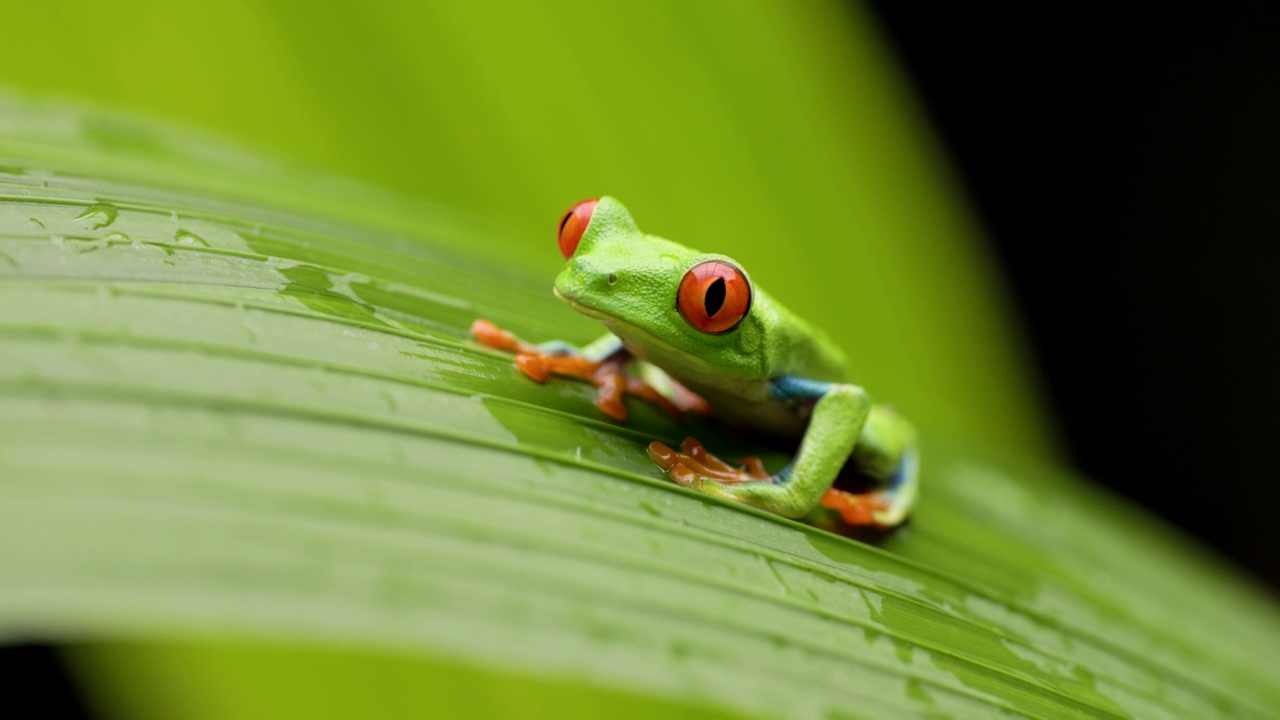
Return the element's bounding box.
[607,273,617,285]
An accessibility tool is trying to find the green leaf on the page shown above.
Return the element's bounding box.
[1,96,1279,719]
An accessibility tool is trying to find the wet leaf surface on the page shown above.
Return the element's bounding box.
[1,99,1278,719]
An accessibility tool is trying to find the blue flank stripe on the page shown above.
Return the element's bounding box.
[772,464,794,485]
[883,448,918,495]
[769,375,831,402]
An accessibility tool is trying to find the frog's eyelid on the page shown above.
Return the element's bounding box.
[557,199,599,259]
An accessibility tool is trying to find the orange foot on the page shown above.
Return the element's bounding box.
[819,488,893,528]
[471,318,690,421]
[647,437,771,486]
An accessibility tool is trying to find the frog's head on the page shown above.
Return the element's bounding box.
[553,196,767,377]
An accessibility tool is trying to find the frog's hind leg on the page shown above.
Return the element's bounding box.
[819,450,918,529]
[821,405,919,529]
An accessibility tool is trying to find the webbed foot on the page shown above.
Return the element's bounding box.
[818,489,894,529]
[647,437,771,486]
[817,449,917,530]
[647,437,820,517]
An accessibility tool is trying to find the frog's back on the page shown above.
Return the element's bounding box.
[753,289,851,384]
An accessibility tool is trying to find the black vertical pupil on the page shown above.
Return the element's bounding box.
[558,210,573,236]
[704,277,726,316]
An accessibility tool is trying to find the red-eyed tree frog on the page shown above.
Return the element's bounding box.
[473,197,918,529]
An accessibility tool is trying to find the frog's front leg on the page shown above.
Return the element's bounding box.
[651,380,869,517]
[471,319,698,421]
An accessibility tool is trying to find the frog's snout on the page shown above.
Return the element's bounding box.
[555,256,619,303]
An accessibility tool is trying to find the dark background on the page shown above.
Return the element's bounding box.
[867,3,1280,590]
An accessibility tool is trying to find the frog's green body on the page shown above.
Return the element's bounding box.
[560,283,841,440]
[482,196,918,528]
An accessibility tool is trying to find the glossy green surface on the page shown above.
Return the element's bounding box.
[1,97,1279,719]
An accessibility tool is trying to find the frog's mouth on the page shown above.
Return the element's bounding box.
[553,286,691,363]
[553,286,643,339]
[552,286,611,322]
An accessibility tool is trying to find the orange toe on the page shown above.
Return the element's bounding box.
[820,488,891,527]
[737,456,770,480]
[648,437,762,485]
[669,464,700,487]
[594,394,628,421]
[471,319,521,352]
[647,441,679,470]
[514,354,550,382]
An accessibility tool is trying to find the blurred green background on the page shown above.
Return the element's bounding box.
[3,0,1061,717]
[2,0,1054,460]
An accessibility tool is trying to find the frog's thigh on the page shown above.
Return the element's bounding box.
[701,383,870,518]
[848,404,919,527]
[851,404,916,479]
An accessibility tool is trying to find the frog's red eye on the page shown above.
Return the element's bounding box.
[677,261,752,334]
[558,199,598,259]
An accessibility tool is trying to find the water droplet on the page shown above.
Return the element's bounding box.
[27,218,44,230]
[174,229,209,247]
[50,235,66,248]
[265,256,300,270]
[105,231,131,246]
[74,203,118,230]
[75,237,109,255]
